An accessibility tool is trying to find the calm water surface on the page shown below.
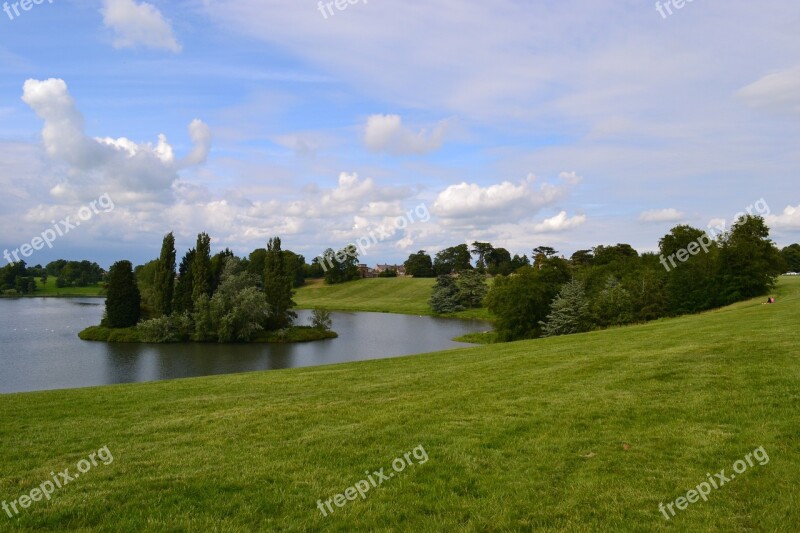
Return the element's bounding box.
[0,298,489,394]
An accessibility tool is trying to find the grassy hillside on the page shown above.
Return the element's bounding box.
[295,277,493,320]
[33,277,104,297]
[1,278,798,530]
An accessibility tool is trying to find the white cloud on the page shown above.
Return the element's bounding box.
[738,65,800,114]
[432,173,571,222]
[102,0,181,53]
[21,78,209,202]
[639,208,685,223]
[532,211,586,233]
[177,119,212,168]
[364,114,448,155]
[766,205,800,229]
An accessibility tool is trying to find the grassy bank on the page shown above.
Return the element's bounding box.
[295,277,493,320]
[1,278,798,530]
[78,325,336,344]
[34,278,105,298]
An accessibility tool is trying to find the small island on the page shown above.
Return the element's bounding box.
[79,233,336,344]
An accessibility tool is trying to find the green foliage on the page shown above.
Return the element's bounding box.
[404,250,435,278]
[46,260,103,287]
[0,260,36,294]
[486,247,513,276]
[310,308,333,331]
[78,325,141,342]
[172,248,195,314]
[152,232,176,317]
[377,268,398,278]
[782,244,800,272]
[540,279,591,337]
[105,260,141,328]
[455,270,488,308]
[322,245,360,284]
[486,259,570,341]
[192,232,213,303]
[717,216,785,303]
[192,293,214,342]
[429,275,465,314]
[433,244,472,275]
[264,237,297,329]
[592,276,634,328]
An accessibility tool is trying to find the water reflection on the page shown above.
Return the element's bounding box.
[0,299,489,394]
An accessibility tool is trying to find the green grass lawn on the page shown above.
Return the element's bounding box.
[295,277,494,320]
[31,277,105,297]
[1,278,799,530]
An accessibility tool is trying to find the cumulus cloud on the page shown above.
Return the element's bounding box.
[639,208,685,223]
[738,65,800,114]
[364,114,448,155]
[532,211,586,233]
[102,0,181,53]
[766,205,800,229]
[21,78,209,201]
[432,173,572,222]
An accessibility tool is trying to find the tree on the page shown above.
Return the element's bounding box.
[485,267,553,341]
[570,250,594,267]
[470,242,494,272]
[456,270,488,308]
[404,250,435,278]
[781,244,800,272]
[486,247,512,276]
[152,232,176,317]
[311,308,333,331]
[659,225,718,314]
[378,268,398,278]
[173,248,195,314]
[264,237,297,329]
[540,279,591,337]
[105,260,141,328]
[533,246,558,259]
[192,233,213,303]
[717,216,784,303]
[210,248,235,294]
[509,254,530,271]
[592,276,634,327]
[322,245,360,284]
[429,275,464,314]
[433,244,472,275]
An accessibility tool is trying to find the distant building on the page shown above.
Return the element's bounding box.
[375,264,406,276]
[358,264,376,278]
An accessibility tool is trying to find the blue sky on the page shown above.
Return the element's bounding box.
[1,0,798,268]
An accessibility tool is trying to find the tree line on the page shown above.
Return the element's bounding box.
[412,216,791,341]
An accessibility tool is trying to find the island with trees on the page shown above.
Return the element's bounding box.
[78,233,336,344]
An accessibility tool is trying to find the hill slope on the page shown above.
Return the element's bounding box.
[1,278,798,530]
[295,277,492,320]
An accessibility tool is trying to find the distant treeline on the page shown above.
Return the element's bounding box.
[0,260,104,295]
[415,216,795,341]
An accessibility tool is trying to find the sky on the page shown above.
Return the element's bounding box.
[0,0,798,269]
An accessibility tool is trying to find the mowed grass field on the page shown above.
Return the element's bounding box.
[295,277,494,320]
[1,278,799,531]
[32,278,104,297]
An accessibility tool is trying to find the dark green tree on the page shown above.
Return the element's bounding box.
[173,249,195,314]
[264,237,297,329]
[456,270,489,308]
[404,250,435,277]
[105,260,141,328]
[540,279,591,337]
[717,216,785,303]
[781,244,800,272]
[192,233,213,303]
[152,232,176,317]
[433,244,472,275]
[429,275,464,314]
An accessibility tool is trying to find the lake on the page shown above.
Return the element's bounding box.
[0,298,489,394]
